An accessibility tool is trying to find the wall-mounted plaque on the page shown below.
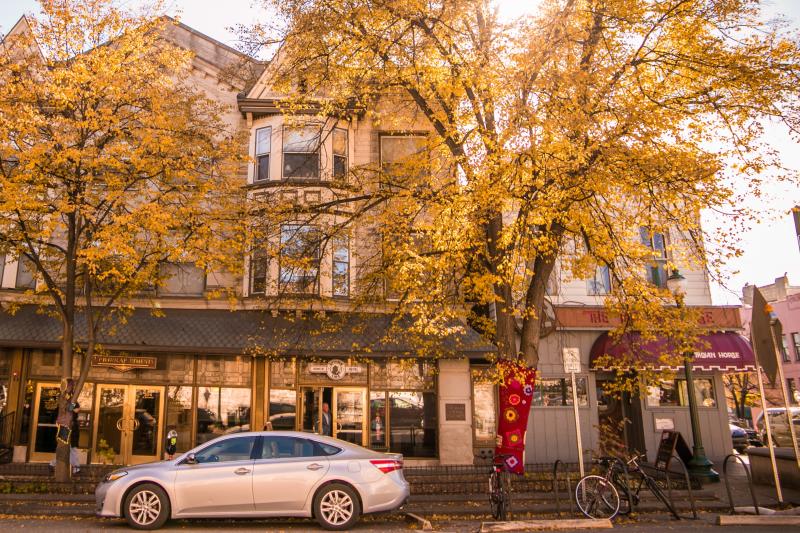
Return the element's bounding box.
[445,403,466,421]
[91,354,157,372]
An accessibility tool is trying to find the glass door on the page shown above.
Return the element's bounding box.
[129,386,163,465]
[93,384,164,465]
[29,383,59,462]
[333,387,366,446]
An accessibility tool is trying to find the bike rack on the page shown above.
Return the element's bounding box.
[722,453,759,515]
[609,456,635,515]
[552,459,575,516]
[664,453,698,520]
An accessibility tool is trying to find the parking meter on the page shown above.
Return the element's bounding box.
[166,430,178,459]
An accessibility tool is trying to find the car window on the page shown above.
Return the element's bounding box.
[314,441,342,456]
[261,436,322,459]
[194,436,256,463]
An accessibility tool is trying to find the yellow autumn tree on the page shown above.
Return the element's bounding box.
[242,0,799,376]
[0,0,245,480]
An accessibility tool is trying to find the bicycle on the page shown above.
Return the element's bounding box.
[575,454,680,520]
[488,454,514,520]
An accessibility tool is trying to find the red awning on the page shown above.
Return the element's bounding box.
[590,331,756,372]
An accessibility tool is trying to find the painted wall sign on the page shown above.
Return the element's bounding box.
[555,305,742,330]
[307,359,363,381]
[91,355,157,372]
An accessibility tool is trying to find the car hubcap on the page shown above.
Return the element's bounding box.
[129,490,161,526]
[320,489,353,525]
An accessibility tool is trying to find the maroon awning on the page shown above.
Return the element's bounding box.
[590,331,756,372]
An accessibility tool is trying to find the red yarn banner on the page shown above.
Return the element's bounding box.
[494,359,537,474]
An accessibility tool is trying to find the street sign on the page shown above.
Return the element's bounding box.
[562,347,581,374]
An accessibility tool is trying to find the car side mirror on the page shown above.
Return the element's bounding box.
[184,453,197,465]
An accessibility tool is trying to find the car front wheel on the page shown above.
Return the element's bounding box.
[123,483,170,530]
[314,483,361,531]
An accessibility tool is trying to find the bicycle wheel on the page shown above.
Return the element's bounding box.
[489,470,505,520]
[575,475,621,519]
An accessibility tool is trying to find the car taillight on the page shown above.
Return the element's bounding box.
[370,459,403,474]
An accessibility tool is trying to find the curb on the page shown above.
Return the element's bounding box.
[717,514,800,526]
[479,518,613,532]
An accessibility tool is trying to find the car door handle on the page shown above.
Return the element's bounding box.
[234,467,251,475]
[307,463,324,471]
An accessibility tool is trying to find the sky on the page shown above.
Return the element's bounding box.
[1,0,798,305]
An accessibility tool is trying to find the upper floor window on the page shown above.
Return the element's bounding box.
[283,126,320,179]
[15,255,36,289]
[587,265,611,295]
[640,227,667,288]
[158,262,205,296]
[255,127,271,182]
[332,235,349,297]
[333,128,348,180]
[380,135,426,183]
[279,224,320,294]
[783,335,791,363]
[793,332,800,362]
[250,246,268,295]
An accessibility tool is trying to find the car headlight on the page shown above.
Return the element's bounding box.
[104,470,128,482]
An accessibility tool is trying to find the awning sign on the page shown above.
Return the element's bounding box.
[91,355,157,372]
[307,359,363,381]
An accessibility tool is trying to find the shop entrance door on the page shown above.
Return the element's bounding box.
[93,384,164,465]
[299,386,367,446]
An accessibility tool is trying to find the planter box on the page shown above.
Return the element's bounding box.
[748,447,800,489]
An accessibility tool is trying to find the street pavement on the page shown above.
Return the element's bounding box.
[2,513,800,532]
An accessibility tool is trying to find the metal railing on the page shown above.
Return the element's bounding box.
[663,453,698,519]
[552,459,576,516]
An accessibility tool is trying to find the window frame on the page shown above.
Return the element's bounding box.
[646,377,717,408]
[190,435,258,464]
[782,335,791,362]
[249,247,268,295]
[14,255,36,289]
[379,133,428,186]
[254,126,271,182]
[332,128,348,180]
[332,235,350,298]
[282,125,321,180]
[532,376,589,407]
[278,223,321,295]
[587,265,611,296]
[157,261,206,297]
[793,332,800,362]
[639,227,669,288]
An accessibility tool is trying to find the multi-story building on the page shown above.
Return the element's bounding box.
[0,17,753,467]
[741,276,800,406]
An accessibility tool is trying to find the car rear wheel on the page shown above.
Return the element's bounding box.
[314,483,361,531]
[124,483,170,530]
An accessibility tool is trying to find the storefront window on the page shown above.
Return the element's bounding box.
[472,375,497,443]
[389,391,436,457]
[195,387,251,445]
[646,378,716,408]
[532,377,589,407]
[166,386,193,453]
[370,392,387,449]
[269,389,297,430]
[0,349,10,417]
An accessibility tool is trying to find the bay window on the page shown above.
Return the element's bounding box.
[332,235,350,297]
[283,126,320,179]
[279,224,320,294]
[333,128,348,179]
[640,227,668,287]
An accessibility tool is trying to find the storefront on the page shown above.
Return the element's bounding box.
[0,306,491,465]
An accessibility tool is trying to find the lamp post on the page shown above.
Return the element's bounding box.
[666,269,720,483]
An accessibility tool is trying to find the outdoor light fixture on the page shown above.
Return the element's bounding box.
[667,268,719,482]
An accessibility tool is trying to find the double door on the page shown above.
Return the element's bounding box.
[299,386,367,446]
[93,384,164,465]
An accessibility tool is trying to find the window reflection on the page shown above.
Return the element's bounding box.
[196,387,251,445]
[269,389,296,430]
[389,391,436,457]
[166,386,193,453]
[532,378,588,407]
[370,392,387,449]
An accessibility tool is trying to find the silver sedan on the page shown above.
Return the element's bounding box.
[96,431,409,530]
